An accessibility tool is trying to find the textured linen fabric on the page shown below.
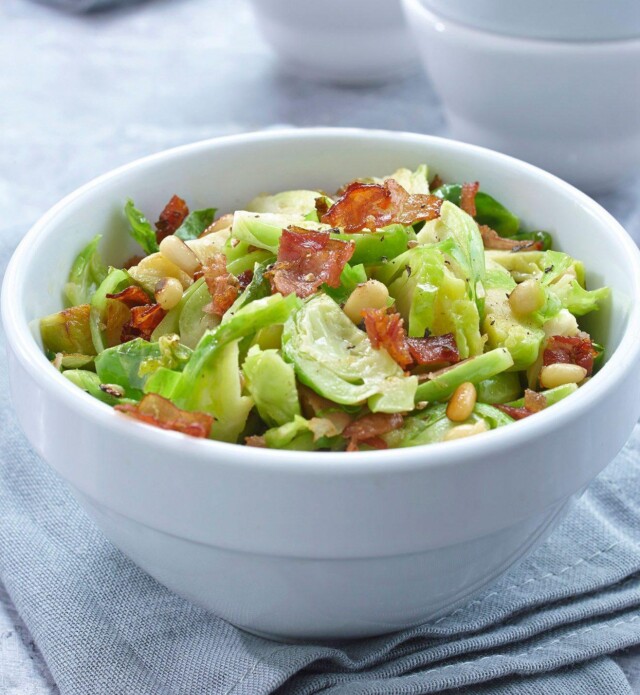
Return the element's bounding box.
[28,0,142,12]
[1,228,640,693]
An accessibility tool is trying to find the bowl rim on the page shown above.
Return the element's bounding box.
[402,0,640,50]
[4,127,640,475]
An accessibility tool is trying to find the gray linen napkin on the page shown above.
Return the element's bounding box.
[29,0,142,12]
[1,231,640,694]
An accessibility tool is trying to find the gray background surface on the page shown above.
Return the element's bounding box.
[1,0,639,692]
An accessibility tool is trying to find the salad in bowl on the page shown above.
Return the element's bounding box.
[40,166,609,452]
[40,165,608,451]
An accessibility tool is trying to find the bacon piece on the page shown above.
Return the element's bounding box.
[121,304,167,342]
[155,195,189,243]
[460,182,480,217]
[406,333,460,368]
[315,196,329,219]
[543,334,595,375]
[347,435,389,451]
[115,394,213,438]
[430,175,443,190]
[123,254,144,270]
[202,253,239,317]
[237,269,254,290]
[524,389,547,413]
[106,285,151,308]
[479,225,543,251]
[245,435,267,448]
[361,308,412,369]
[321,180,442,232]
[496,404,532,420]
[344,413,404,451]
[267,226,355,298]
[497,390,547,421]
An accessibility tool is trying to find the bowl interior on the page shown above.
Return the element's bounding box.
[16,131,633,364]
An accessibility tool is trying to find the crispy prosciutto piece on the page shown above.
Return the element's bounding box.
[123,254,144,270]
[267,226,355,298]
[237,269,254,290]
[362,310,461,371]
[361,308,413,369]
[121,303,167,342]
[115,394,213,438]
[460,181,480,217]
[321,179,442,232]
[315,196,330,219]
[496,404,532,420]
[406,333,460,368]
[543,334,596,375]
[524,389,547,413]
[344,412,404,451]
[202,253,240,317]
[479,225,543,251]
[107,285,165,343]
[430,174,443,190]
[155,195,189,243]
[106,285,151,308]
[497,390,547,420]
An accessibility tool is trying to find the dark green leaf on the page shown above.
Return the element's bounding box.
[124,199,159,255]
[175,208,217,241]
[434,184,520,236]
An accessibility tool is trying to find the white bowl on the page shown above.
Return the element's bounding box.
[246,0,417,85]
[403,0,640,193]
[3,129,640,640]
[419,0,640,41]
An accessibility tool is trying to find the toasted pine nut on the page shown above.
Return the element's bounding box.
[206,213,234,235]
[159,235,201,275]
[509,279,545,316]
[343,280,389,323]
[446,382,477,422]
[540,363,587,388]
[154,277,184,311]
[543,309,579,338]
[100,383,125,398]
[443,420,488,441]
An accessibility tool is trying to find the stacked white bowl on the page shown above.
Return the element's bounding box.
[246,0,418,85]
[402,0,640,192]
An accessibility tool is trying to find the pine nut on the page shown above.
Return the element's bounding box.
[443,420,488,441]
[446,382,477,422]
[100,383,125,398]
[540,363,587,388]
[206,213,234,234]
[543,309,579,338]
[154,277,184,311]
[343,280,389,323]
[159,235,201,275]
[509,279,545,316]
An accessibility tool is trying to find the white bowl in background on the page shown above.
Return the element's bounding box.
[402,0,640,193]
[3,129,640,640]
[246,0,417,85]
[419,0,640,41]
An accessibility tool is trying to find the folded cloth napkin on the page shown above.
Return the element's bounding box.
[1,234,640,695]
